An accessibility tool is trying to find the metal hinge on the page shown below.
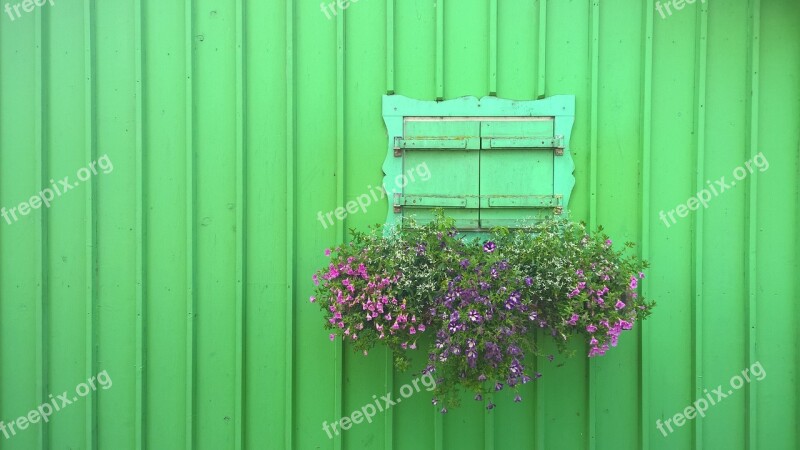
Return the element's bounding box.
[394,137,402,157]
[393,193,402,213]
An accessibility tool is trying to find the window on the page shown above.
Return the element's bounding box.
[382,95,575,232]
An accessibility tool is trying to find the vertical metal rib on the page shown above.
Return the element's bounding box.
[335,5,345,450]
[536,0,547,99]
[234,0,246,449]
[639,1,654,449]
[35,7,49,450]
[435,0,444,100]
[488,0,497,96]
[83,1,98,448]
[285,0,296,448]
[134,0,146,448]
[386,0,395,94]
[744,1,760,448]
[691,2,708,448]
[184,0,195,448]
[587,2,600,449]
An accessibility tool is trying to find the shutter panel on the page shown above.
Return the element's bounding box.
[396,119,480,229]
[478,119,562,228]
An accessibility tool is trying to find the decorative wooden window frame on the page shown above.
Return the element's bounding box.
[382,95,576,233]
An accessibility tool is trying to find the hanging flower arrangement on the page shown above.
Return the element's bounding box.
[310,213,654,410]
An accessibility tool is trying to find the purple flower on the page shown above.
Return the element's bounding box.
[605,239,612,247]
[629,276,638,290]
[505,292,521,310]
[495,382,503,391]
[524,277,533,286]
[615,300,625,310]
[312,274,319,286]
[486,401,495,410]
[329,333,335,341]
[514,394,522,403]
[468,310,482,322]
[478,374,487,381]
[483,241,497,253]
[324,248,331,256]
[460,259,470,268]
[639,271,646,279]
[567,314,579,326]
[309,296,316,303]
[586,324,597,333]
[474,393,482,401]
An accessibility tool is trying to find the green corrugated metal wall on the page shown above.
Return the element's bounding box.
[0,0,798,449]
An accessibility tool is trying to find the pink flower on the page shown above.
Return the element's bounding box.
[309,296,316,303]
[567,314,579,326]
[615,300,625,310]
[329,334,335,341]
[586,324,597,333]
[324,248,331,256]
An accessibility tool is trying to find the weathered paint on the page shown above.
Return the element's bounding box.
[0,0,798,449]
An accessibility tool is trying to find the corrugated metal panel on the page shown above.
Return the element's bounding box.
[0,0,798,449]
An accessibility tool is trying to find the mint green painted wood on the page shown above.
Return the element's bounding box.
[401,120,481,229]
[383,95,575,232]
[479,118,559,228]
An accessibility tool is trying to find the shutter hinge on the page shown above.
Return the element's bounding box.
[394,193,402,213]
